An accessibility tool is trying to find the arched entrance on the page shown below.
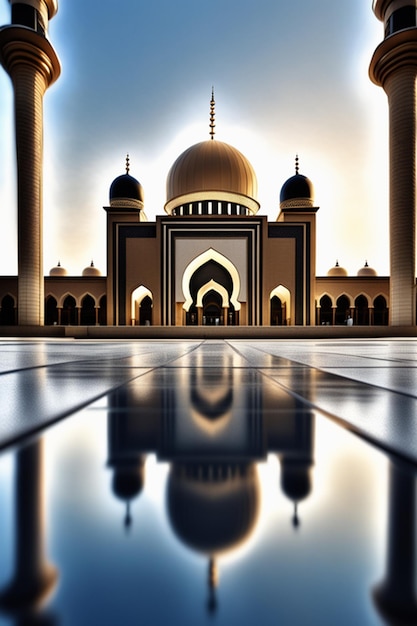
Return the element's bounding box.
[80,294,96,325]
[98,295,107,326]
[355,294,369,325]
[183,251,241,325]
[183,250,240,325]
[336,295,351,325]
[319,295,333,325]
[0,295,16,325]
[202,290,222,325]
[270,285,290,325]
[45,295,58,325]
[374,295,388,325]
[131,286,153,325]
[61,295,77,325]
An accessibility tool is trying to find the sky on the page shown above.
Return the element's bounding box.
[0,0,389,277]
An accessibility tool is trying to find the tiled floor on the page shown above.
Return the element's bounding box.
[1,337,417,625]
[1,337,417,463]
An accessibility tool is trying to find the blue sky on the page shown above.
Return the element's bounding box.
[0,1,388,276]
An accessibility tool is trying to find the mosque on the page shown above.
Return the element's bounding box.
[0,0,415,328]
[0,128,390,327]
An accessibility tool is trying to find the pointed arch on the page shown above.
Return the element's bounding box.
[0,294,16,325]
[131,285,153,325]
[80,293,96,325]
[196,280,229,308]
[270,285,291,309]
[182,248,241,312]
[270,285,291,325]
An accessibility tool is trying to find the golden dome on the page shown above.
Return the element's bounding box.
[357,261,378,277]
[327,261,348,277]
[82,261,101,277]
[49,261,67,277]
[164,139,259,216]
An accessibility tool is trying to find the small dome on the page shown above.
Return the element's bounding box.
[327,261,348,277]
[280,156,314,209]
[280,174,315,208]
[165,139,259,216]
[112,467,145,501]
[82,261,101,277]
[167,463,260,555]
[49,261,67,277]
[109,156,144,210]
[280,459,312,503]
[357,261,378,277]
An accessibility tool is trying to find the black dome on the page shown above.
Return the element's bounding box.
[280,173,314,204]
[110,173,144,204]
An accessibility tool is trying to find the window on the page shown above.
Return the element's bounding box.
[386,7,417,37]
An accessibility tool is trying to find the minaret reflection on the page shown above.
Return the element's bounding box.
[373,458,417,626]
[0,438,57,625]
[107,354,316,611]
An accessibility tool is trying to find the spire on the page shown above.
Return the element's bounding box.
[209,87,215,140]
[295,154,299,175]
[126,154,130,175]
[207,557,219,613]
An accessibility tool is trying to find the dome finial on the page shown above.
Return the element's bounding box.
[209,87,216,140]
[295,154,299,175]
[126,154,130,175]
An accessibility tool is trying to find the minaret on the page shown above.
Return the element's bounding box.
[0,0,60,325]
[369,1,417,326]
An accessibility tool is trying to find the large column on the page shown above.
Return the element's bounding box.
[370,2,417,326]
[0,3,60,325]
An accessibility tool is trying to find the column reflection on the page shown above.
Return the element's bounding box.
[0,438,57,625]
[373,458,417,625]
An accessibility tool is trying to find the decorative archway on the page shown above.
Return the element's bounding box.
[131,286,153,326]
[182,248,241,313]
[195,279,231,325]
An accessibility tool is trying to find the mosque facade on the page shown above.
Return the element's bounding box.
[0,133,390,327]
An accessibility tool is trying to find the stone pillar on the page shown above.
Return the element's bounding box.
[0,7,60,325]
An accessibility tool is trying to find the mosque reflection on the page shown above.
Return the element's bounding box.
[107,364,315,612]
[1,361,417,624]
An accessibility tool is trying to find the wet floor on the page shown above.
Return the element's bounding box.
[0,338,416,625]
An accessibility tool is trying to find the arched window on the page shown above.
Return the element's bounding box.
[355,295,369,326]
[319,295,333,325]
[45,296,58,325]
[61,295,77,326]
[0,295,16,325]
[80,295,96,325]
[98,295,107,326]
[336,295,350,325]
[374,295,388,326]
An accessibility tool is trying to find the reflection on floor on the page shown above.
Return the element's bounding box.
[0,338,417,624]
